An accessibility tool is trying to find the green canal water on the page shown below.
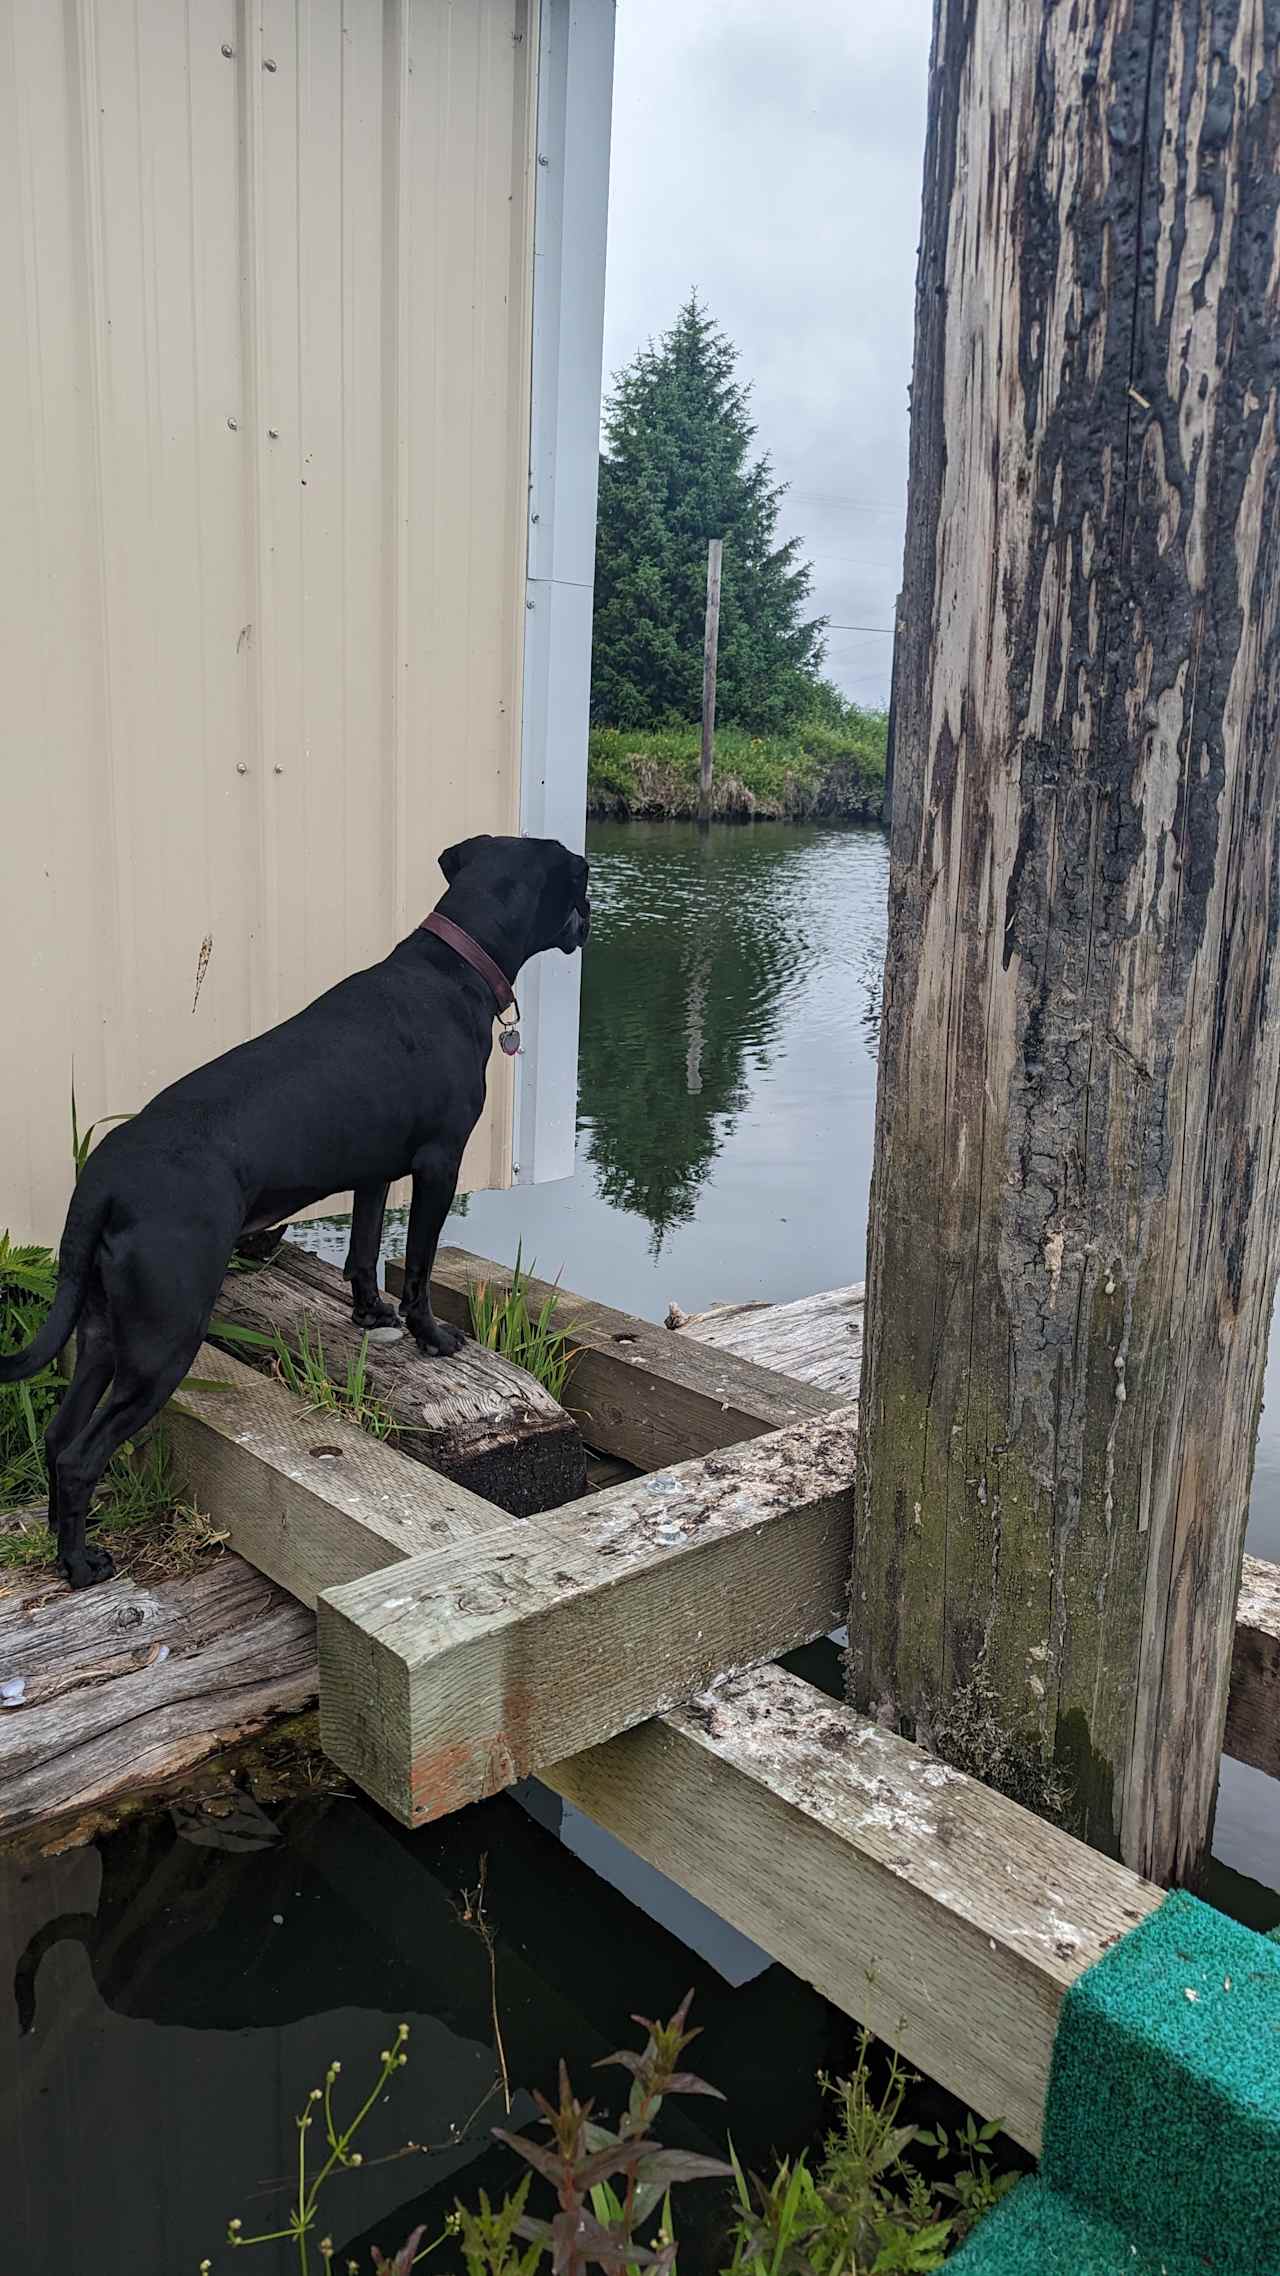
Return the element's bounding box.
[3,820,1278,2270]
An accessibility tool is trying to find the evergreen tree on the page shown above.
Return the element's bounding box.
[590,297,825,731]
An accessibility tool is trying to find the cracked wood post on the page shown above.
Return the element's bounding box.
[849,0,1280,1885]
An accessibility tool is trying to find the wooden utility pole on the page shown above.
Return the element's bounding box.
[698,539,723,828]
[882,591,902,832]
[850,0,1280,1886]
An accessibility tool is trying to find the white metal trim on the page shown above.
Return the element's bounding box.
[514,0,615,1184]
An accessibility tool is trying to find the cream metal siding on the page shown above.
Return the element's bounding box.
[0,0,542,1246]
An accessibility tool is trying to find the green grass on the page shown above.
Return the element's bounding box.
[467,1248,578,1402]
[266,1319,397,1440]
[0,1234,62,1509]
[722,2040,1016,2276]
[587,705,887,823]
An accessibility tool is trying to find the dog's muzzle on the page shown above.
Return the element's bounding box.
[558,900,591,953]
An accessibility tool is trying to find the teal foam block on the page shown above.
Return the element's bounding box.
[949,1890,1280,2274]
[944,2179,1209,2274]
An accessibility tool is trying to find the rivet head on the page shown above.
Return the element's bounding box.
[273,764,284,775]
[236,762,248,775]
[538,154,549,167]
[226,416,238,431]
[221,43,234,60]
[264,56,277,71]
[267,428,279,440]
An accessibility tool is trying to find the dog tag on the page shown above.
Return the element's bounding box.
[499,1025,521,1056]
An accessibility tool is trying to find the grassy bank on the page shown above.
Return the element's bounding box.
[588,706,887,824]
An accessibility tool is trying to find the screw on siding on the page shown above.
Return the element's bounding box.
[236,763,248,775]
[526,598,535,610]
[221,43,234,59]
[274,764,284,775]
[263,56,277,71]
[227,417,238,430]
[538,154,549,167]
[268,428,279,440]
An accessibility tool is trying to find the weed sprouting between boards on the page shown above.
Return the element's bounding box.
[265,1320,397,1440]
[467,1248,578,1403]
[722,2044,1016,2276]
[206,1995,1017,2276]
[0,1235,62,1509]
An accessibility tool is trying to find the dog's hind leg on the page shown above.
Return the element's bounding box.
[43,1279,114,1543]
[343,1181,398,1335]
[53,1333,205,1589]
[53,1219,234,1589]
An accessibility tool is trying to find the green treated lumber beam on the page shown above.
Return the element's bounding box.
[167,1344,508,1609]
[545,1663,1163,2156]
[317,1406,859,1823]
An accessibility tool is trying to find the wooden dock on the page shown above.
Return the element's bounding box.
[2,1253,1278,2155]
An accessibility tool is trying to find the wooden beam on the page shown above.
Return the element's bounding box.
[852,0,1280,1883]
[317,1407,858,1823]
[385,1247,837,1469]
[166,1344,506,1609]
[1226,1554,1280,1783]
[672,1278,1280,1781]
[546,1663,1163,2155]
[677,1283,865,1399]
[221,1246,586,1515]
[0,1559,317,1848]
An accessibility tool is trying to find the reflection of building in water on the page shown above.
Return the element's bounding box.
[577,836,802,1250]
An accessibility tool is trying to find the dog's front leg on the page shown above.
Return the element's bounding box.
[399,1147,465,1358]
[343,1181,398,1332]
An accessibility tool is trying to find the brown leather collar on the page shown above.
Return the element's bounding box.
[420,910,516,1014]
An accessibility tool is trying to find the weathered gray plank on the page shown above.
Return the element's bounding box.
[167,1344,507,1610]
[1226,1555,1280,1782]
[317,1407,859,1823]
[216,1246,586,1516]
[546,1663,1163,2155]
[0,1558,317,1845]
[677,1284,865,1399]
[386,1247,838,1471]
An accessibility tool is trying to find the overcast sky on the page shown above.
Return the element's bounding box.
[601,0,933,708]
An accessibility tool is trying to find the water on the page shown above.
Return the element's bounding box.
[446,819,1280,1570]
[450,821,887,1321]
[4,819,1278,2268]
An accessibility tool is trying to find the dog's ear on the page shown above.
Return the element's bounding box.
[439,834,493,884]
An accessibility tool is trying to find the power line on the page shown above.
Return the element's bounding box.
[823,621,893,635]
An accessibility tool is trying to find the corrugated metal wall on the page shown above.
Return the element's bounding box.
[0,0,537,1245]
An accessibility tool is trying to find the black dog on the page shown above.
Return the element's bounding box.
[0,834,589,1590]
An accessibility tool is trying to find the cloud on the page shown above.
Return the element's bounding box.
[602,0,933,704]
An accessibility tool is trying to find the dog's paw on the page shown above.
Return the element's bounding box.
[407,1314,465,1359]
[59,1543,116,1591]
[351,1295,399,1333]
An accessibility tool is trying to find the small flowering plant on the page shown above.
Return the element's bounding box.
[205,2000,731,2276]
[206,2024,419,2274]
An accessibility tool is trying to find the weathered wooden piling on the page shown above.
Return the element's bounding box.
[850,0,1280,1883]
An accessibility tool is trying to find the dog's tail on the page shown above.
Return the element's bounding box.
[0,1186,107,1383]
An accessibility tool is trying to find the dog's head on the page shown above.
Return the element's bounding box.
[439,834,591,961]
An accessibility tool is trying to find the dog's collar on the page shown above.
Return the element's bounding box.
[420,912,521,1052]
